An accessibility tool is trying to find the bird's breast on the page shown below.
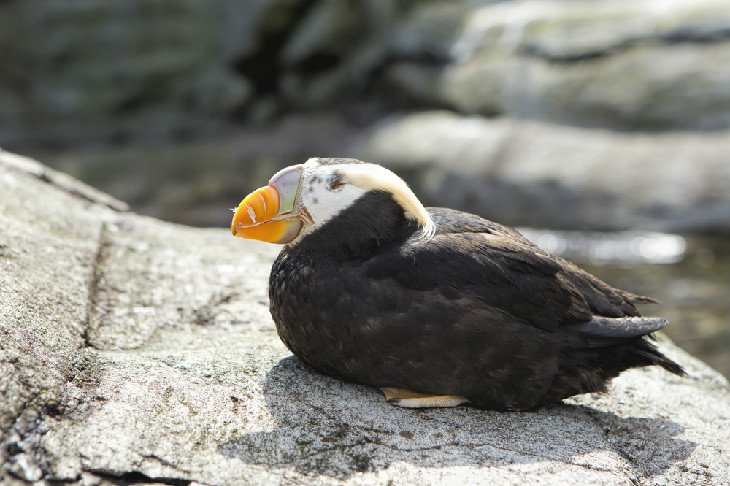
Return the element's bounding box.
[269,251,361,370]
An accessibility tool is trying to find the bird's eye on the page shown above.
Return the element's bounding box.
[329,178,345,190]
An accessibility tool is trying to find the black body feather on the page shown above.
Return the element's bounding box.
[269,191,684,410]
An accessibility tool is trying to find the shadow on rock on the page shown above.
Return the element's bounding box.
[219,356,695,479]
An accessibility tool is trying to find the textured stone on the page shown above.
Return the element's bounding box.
[0,151,118,480]
[2,151,730,484]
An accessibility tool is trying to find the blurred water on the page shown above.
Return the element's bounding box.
[521,229,730,378]
[520,229,687,265]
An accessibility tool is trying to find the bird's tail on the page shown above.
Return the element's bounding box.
[630,338,685,376]
[545,328,685,406]
[567,316,686,376]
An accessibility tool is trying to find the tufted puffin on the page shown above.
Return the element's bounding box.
[231,157,684,411]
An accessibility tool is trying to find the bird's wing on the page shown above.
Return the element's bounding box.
[366,230,593,332]
[366,208,656,335]
[426,207,644,317]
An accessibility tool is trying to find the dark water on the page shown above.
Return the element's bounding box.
[521,229,730,378]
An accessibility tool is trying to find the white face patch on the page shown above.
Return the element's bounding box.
[295,161,368,240]
[287,158,435,245]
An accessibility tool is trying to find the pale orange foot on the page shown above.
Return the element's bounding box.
[380,387,469,408]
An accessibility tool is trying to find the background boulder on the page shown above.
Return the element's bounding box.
[363,111,730,234]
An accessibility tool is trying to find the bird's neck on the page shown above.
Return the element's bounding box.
[287,191,419,261]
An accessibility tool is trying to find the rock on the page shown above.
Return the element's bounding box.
[390,0,730,130]
[388,1,470,61]
[2,151,730,484]
[362,111,730,234]
[442,42,730,131]
[0,0,410,149]
[279,0,395,108]
[378,1,470,107]
[0,150,120,480]
[0,0,294,147]
[5,0,730,152]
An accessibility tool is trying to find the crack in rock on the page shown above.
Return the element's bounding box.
[83,468,194,486]
[519,30,730,64]
[82,221,114,349]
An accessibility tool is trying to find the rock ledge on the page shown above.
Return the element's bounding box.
[1,151,729,485]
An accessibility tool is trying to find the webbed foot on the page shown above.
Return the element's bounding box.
[380,387,469,408]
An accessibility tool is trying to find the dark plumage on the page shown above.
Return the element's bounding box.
[269,190,683,411]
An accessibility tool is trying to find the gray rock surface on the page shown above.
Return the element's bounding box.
[387,0,730,130]
[2,150,730,485]
[363,111,730,234]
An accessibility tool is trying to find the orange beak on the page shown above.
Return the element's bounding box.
[231,165,305,244]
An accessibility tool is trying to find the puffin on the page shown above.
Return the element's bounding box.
[231,157,684,411]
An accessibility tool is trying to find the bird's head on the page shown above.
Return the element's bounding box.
[231,158,434,246]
